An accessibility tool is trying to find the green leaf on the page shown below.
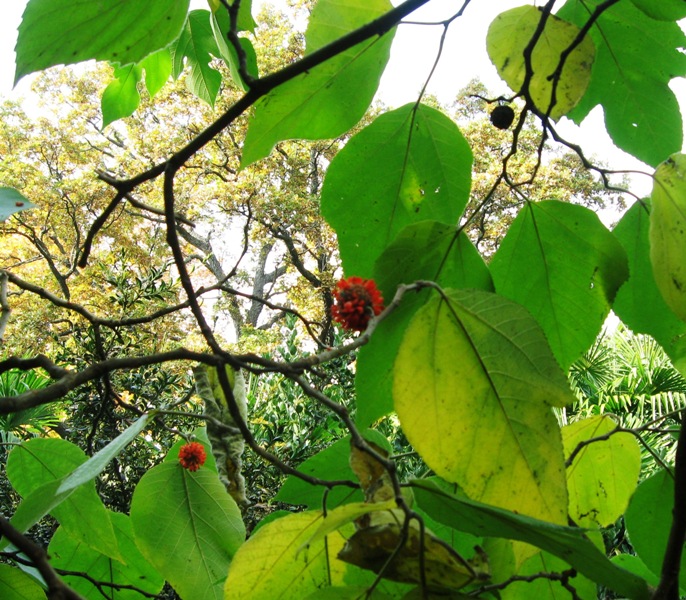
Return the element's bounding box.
[562,415,641,528]
[486,6,595,119]
[49,512,165,600]
[6,439,120,560]
[141,48,173,97]
[649,153,686,323]
[624,469,684,580]
[240,0,395,167]
[224,511,348,599]
[412,480,651,600]
[303,588,393,600]
[506,550,597,600]
[101,63,143,128]
[5,415,149,556]
[275,431,391,509]
[490,200,628,370]
[322,104,473,278]
[170,10,223,106]
[393,289,574,524]
[0,564,46,600]
[130,461,245,600]
[613,199,686,373]
[373,221,493,302]
[0,188,36,221]
[15,0,190,84]
[356,223,491,428]
[211,10,258,92]
[558,0,686,166]
[630,0,686,21]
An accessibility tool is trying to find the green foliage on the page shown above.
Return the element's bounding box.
[3,0,686,598]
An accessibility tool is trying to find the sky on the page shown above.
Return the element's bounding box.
[1,0,684,199]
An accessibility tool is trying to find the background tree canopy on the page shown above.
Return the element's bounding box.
[1,0,686,599]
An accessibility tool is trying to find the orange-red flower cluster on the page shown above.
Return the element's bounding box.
[331,276,384,332]
[178,441,207,472]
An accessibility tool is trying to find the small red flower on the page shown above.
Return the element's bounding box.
[331,276,384,332]
[178,441,206,472]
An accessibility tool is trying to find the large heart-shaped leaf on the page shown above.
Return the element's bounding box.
[394,289,574,523]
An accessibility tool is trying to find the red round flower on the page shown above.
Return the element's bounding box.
[178,441,207,472]
[331,276,384,332]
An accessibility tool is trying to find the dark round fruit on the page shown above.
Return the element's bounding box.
[490,105,515,130]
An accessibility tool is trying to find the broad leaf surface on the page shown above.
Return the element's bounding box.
[562,415,641,528]
[393,289,573,523]
[49,513,164,599]
[649,153,686,322]
[240,0,395,167]
[624,469,686,581]
[490,200,628,370]
[275,431,391,509]
[15,0,190,84]
[613,199,686,373]
[141,48,173,97]
[374,221,493,301]
[630,0,686,20]
[412,480,651,600]
[0,564,46,600]
[487,6,595,119]
[322,103,473,278]
[0,188,36,221]
[558,0,686,166]
[224,511,348,599]
[171,10,223,106]
[101,64,143,127]
[130,461,245,600]
[6,438,120,560]
[506,550,597,600]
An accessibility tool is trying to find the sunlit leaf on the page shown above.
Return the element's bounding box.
[613,199,686,374]
[15,0,190,84]
[240,0,394,167]
[170,10,223,106]
[322,104,472,277]
[141,48,173,97]
[224,511,348,599]
[630,0,686,22]
[558,0,686,166]
[650,153,686,322]
[394,289,573,523]
[0,188,36,221]
[0,564,46,600]
[130,461,245,600]
[562,415,641,528]
[413,480,651,600]
[374,221,493,302]
[490,200,628,370]
[101,63,143,127]
[487,6,595,119]
[49,512,164,599]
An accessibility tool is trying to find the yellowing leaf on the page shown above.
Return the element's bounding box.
[563,416,641,528]
[393,289,573,524]
[487,6,595,119]
[224,511,349,599]
[349,440,395,503]
[650,153,686,322]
